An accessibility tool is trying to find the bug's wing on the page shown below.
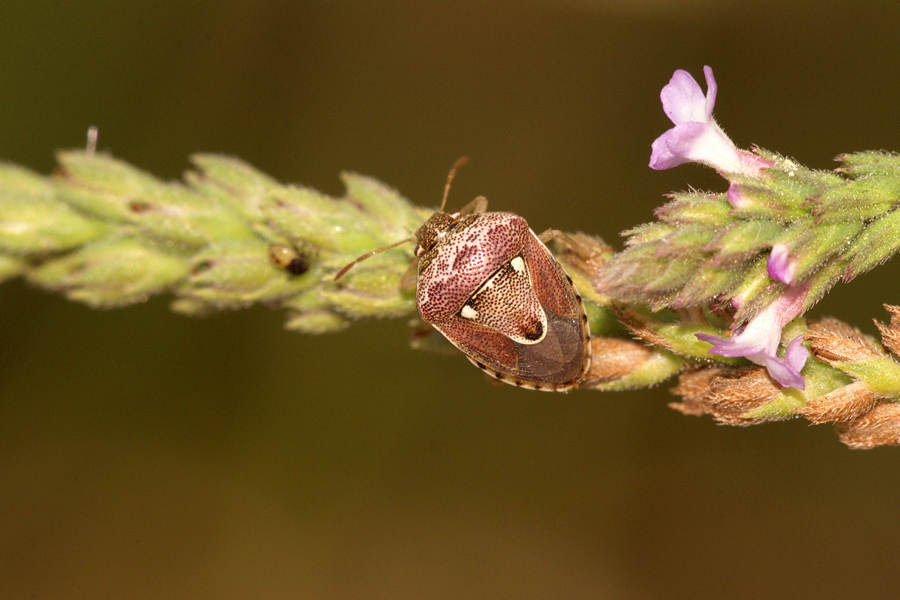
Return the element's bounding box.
[433,318,519,372]
[523,231,583,319]
[434,307,587,388]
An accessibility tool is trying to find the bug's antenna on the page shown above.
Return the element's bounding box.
[333,237,413,281]
[440,156,469,212]
[335,157,469,281]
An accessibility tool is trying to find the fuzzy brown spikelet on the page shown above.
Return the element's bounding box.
[837,402,900,449]
[582,337,653,385]
[670,366,782,425]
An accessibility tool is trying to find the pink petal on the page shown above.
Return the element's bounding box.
[661,69,709,124]
[768,243,796,284]
[784,335,810,373]
[762,350,806,390]
[701,66,717,120]
[649,130,686,170]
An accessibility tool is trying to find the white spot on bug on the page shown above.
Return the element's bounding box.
[460,305,478,320]
[510,256,525,273]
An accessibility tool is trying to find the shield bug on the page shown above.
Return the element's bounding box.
[335,158,591,391]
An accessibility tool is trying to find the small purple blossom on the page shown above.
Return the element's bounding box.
[767,243,797,285]
[726,182,749,209]
[650,66,770,177]
[696,284,810,389]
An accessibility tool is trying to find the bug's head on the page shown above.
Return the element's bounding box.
[413,211,458,257]
[412,156,468,258]
[333,157,469,280]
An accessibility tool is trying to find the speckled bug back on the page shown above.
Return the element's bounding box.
[416,212,525,323]
[412,205,591,391]
[334,159,591,391]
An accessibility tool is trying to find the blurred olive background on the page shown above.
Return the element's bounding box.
[2,1,900,598]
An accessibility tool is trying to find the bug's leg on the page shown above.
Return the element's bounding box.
[409,320,458,355]
[398,259,418,289]
[539,229,609,258]
[538,229,590,254]
[537,228,566,244]
[456,195,488,217]
[537,229,611,281]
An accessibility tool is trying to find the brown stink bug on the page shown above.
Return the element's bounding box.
[335,158,591,391]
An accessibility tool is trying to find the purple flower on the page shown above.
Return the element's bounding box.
[767,243,797,285]
[696,284,810,389]
[650,66,769,176]
[726,182,749,209]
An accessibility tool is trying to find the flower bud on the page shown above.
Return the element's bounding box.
[837,401,900,449]
[796,381,879,424]
[27,238,191,307]
[670,366,787,425]
[874,304,900,358]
